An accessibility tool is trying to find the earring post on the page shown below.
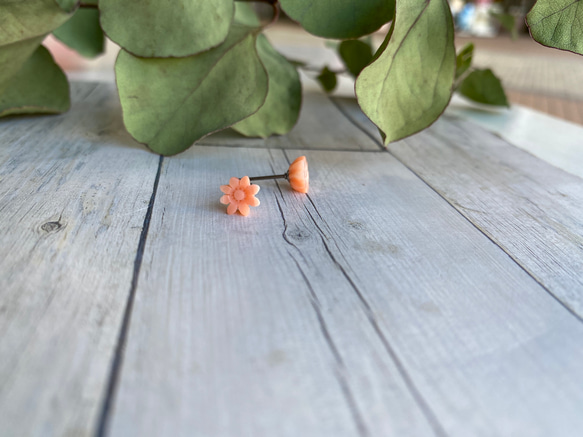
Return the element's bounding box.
[249,172,288,182]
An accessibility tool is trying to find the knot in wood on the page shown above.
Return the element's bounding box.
[41,221,63,233]
[289,228,311,242]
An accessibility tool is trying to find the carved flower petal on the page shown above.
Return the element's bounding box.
[246,196,260,207]
[239,176,250,188]
[238,203,250,216]
[246,184,260,195]
[227,202,238,215]
[220,195,230,205]
[229,177,240,189]
[288,156,309,193]
[220,185,233,194]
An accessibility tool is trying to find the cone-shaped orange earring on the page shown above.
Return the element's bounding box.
[249,156,309,193]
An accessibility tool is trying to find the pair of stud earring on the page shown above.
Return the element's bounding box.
[220,156,309,216]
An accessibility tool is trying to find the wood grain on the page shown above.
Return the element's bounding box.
[199,92,382,151]
[0,83,159,437]
[334,98,583,318]
[445,95,583,180]
[107,146,583,437]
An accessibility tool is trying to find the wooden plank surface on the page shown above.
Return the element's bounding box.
[0,83,160,436]
[3,81,583,437]
[334,98,583,318]
[199,92,381,151]
[106,146,583,437]
[445,95,583,180]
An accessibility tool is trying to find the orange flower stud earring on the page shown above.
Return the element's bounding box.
[249,156,309,193]
[220,176,260,216]
[220,156,308,216]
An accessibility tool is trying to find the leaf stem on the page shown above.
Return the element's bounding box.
[268,2,280,27]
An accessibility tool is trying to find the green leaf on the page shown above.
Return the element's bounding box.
[490,12,517,40]
[316,67,337,93]
[100,0,234,57]
[338,40,373,78]
[455,42,473,79]
[355,0,456,145]
[115,24,268,155]
[279,0,395,39]
[53,8,104,58]
[0,45,70,117]
[0,0,72,46]
[233,35,301,138]
[0,0,73,93]
[527,0,583,55]
[371,20,394,63]
[54,0,77,12]
[458,68,509,107]
[234,2,260,27]
[0,36,45,95]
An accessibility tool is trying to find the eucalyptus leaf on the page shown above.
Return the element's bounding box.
[234,2,260,27]
[54,0,77,13]
[0,0,73,93]
[316,67,337,93]
[458,68,509,107]
[0,36,44,95]
[100,0,234,57]
[115,25,268,155]
[355,0,456,145]
[53,8,104,58]
[338,40,373,78]
[279,0,394,39]
[233,35,301,138]
[527,0,583,55]
[371,20,393,63]
[0,45,70,117]
[455,42,473,79]
[0,0,72,46]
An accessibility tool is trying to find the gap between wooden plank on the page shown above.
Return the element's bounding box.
[277,196,369,437]
[0,82,161,437]
[95,155,164,437]
[106,148,445,437]
[196,142,385,153]
[200,92,380,152]
[329,97,385,153]
[446,95,583,180]
[279,150,446,437]
[280,150,583,436]
[332,98,583,323]
[105,146,583,436]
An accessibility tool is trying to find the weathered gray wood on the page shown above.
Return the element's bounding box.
[200,92,381,151]
[447,95,583,180]
[0,82,159,436]
[335,97,583,318]
[108,146,583,437]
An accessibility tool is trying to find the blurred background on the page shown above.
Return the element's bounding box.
[44,0,583,126]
